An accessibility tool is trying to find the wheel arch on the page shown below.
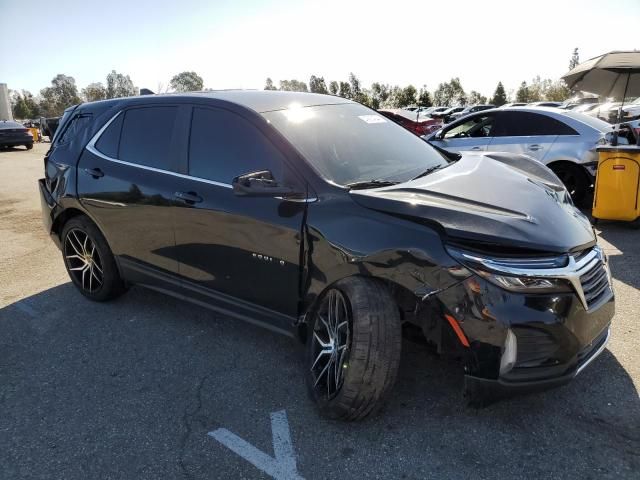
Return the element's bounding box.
[52,206,124,279]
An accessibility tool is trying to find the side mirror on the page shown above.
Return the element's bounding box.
[232,170,297,197]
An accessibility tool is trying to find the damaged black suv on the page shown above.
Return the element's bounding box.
[39,91,614,420]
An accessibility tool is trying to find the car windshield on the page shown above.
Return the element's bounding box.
[263,103,448,186]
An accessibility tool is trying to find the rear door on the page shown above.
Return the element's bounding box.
[489,111,569,162]
[429,112,496,152]
[170,105,307,323]
[77,104,187,280]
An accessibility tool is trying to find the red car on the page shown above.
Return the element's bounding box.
[378,109,442,136]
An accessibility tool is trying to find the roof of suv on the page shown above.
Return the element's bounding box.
[82,90,353,114]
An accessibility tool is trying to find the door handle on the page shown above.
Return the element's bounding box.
[528,144,542,151]
[83,167,104,178]
[174,191,203,204]
[471,146,482,150]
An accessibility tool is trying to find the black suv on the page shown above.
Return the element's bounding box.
[39,91,614,420]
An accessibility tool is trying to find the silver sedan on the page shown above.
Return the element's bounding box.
[426,107,617,203]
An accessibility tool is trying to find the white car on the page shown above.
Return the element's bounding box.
[621,97,640,122]
[426,107,619,203]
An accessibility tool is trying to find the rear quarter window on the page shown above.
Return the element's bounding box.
[57,114,93,145]
[95,114,124,158]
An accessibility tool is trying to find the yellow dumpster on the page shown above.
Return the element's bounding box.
[592,145,640,224]
[28,127,40,142]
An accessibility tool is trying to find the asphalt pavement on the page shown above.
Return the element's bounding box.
[1,144,638,479]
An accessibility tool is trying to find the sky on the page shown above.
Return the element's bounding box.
[1,0,639,98]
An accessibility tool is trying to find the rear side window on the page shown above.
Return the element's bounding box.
[494,112,578,136]
[188,107,285,183]
[95,114,123,158]
[118,107,178,170]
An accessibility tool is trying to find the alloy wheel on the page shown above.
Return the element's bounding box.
[64,228,104,293]
[310,289,351,399]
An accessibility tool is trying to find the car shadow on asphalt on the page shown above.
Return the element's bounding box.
[1,282,638,479]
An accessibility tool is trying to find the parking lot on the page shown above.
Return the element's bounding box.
[0,143,639,479]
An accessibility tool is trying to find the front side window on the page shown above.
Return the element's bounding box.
[188,107,285,183]
[444,115,494,139]
[118,106,178,170]
[263,103,448,186]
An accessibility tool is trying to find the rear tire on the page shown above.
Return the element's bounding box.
[551,163,590,205]
[25,144,33,150]
[61,216,126,301]
[305,277,402,421]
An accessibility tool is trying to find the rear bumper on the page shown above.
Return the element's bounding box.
[0,137,33,147]
[38,178,61,248]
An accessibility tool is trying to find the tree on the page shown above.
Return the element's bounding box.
[328,81,339,95]
[467,91,487,105]
[11,90,40,119]
[417,85,433,107]
[40,74,81,117]
[348,73,368,104]
[264,78,277,90]
[169,71,204,92]
[433,78,466,106]
[491,81,507,106]
[370,82,390,109]
[12,92,31,119]
[338,81,351,99]
[279,79,308,92]
[515,81,530,103]
[106,70,137,99]
[544,79,571,101]
[396,85,417,107]
[569,48,580,70]
[82,82,107,102]
[309,75,328,94]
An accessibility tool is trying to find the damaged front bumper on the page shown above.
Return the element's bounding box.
[434,273,615,405]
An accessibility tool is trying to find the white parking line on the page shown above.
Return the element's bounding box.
[208,410,304,480]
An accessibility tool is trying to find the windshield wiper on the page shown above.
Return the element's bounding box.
[346,179,399,190]
[411,165,445,180]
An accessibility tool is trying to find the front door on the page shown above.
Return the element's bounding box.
[171,106,306,324]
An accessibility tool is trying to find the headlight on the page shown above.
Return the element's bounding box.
[447,246,573,293]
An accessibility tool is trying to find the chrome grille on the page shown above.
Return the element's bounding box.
[579,261,611,310]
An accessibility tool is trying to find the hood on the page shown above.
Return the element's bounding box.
[350,153,596,254]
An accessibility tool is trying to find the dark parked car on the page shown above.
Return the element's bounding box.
[0,120,33,149]
[448,104,496,122]
[40,116,61,140]
[39,91,614,420]
[378,108,441,136]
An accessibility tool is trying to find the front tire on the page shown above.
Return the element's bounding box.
[25,144,33,150]
[61,216,126,301]
[306,277,402,421]
[551,163,590,205]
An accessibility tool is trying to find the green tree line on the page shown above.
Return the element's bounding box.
[10,70,205,119]
[263,73,571,109]
[12,48,579,119]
